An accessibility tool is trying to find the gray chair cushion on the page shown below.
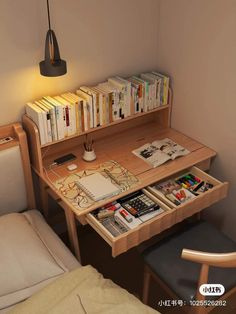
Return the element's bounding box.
[142,221,236,303]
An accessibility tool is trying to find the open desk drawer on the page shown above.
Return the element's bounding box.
[86,189,175,257]
[147,166,229,223]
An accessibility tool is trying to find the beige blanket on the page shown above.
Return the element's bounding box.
[9,266,159,314]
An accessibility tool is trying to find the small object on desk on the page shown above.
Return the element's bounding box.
[102,201,118,209]
[132,138,190,168]
[100,216,128,237]
[172,188,195,203]
[82,149,96,162]
[193,181,205,192]
[76,172,120,201]
[54,153,76,165]
[83,135,96,161]
[97,209,115,220]
[119,209,133,222]
[165,193,181,205]
[119,190,160,218]
[67,163,78,171]
[205,182,214,189]
[106,203,121,211]
[189,173,201,183]
[180,189,186,199]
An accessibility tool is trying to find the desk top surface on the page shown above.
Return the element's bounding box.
[41,123,216,216]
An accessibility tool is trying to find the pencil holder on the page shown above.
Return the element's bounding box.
[82,149,96,162]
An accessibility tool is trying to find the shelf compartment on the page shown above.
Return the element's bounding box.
[40,105,170,148]
[86,188,175,257]
[147,166,229,223]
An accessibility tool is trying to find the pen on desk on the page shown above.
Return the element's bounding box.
[193,181,205,192]
[104,169,121,186]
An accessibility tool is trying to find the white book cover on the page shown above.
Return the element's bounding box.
[108,77,127,118]
[133,76,150,112]
[55,96,76,136]
[35,101,52,143]
[89,88,100,127]
[76,172,120,202]
[91,87,105,126]
[152,71,170,106]
[140,74,157,109]
[34,101,48,143]
[143,72,162,107]
[79,86,97,127]
[150,72,164,106]
[77,95,89,131]
[127,78,141,114]
[40,99,58,141]
[95,86,111,124]
[62,93,82,133]
[77,89,94,128]
[54,95,69,137]
[116,76,131,117]
[51,96,70,138]
[25,102,46,145]
[98,82,120,121]
[43,96,64,140]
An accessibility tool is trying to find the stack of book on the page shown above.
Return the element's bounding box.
[26,92,82,145]
[25,71,169,145]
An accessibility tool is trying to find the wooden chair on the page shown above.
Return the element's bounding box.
[142,221,236,314]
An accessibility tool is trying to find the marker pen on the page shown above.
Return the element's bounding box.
[119,209,133,222]
[193,181,205,192]
[107,203,121,211]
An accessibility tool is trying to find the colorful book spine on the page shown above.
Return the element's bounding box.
[133,76,150,112]
[77,89,94,128]
[43,96,65,140]
[152,72,169,105]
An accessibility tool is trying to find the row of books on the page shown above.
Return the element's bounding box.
[25,71,169,145]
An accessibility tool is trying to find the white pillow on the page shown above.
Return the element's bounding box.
[0,213,67,310]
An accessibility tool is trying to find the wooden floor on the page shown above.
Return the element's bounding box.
[46,203,236,314]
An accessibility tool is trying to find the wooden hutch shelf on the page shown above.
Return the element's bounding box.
[22,98,229,260]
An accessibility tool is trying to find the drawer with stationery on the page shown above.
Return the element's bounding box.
[146,166,229,224]
[86,188,175,257]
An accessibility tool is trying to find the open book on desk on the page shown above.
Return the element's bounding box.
[132,138,190,168]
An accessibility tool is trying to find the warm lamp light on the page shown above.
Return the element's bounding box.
[39,0,67,77]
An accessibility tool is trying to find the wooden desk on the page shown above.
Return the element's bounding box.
[22,105,228,262]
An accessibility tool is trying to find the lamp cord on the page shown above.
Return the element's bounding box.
[46,0,51,31]
[46,0,54,60]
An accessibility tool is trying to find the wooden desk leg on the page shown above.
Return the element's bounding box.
[64,206,81,263]
[142,265,151,304]
[39,178,49,219]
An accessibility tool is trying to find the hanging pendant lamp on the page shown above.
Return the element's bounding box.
[39,0,67,77]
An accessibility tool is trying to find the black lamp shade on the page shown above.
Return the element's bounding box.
[39,30,67,77]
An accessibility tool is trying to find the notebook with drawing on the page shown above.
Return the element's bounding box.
[76,172,121,201]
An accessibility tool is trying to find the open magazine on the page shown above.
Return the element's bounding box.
[132,138,190,168]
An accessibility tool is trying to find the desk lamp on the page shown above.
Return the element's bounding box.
[39,0,67,77]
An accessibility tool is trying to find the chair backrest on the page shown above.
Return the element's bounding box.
[182,248,236,308]
[0,123,35,215]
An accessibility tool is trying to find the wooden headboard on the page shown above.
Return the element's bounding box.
[0,123,35,212]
